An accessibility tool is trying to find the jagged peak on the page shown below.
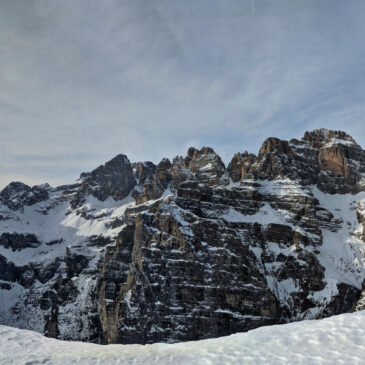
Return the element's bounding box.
[0,181,50,194]
[198,146,216,155]
[259,137,292,156]
[180,146,227,186]
[186,147,198,158]
[79,153,132,180]
[182,146,224,171]
[105,153,131,165]
[306,128,331,139]
[303,129,358,149]
[189,146,225,168]
[185,146,220,158]
[0,181,49,211]
[0,182,32,208]
[72,153,136,207]
[156,158,171,170]
[0,181,31,195]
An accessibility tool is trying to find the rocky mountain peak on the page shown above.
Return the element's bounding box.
[228,136,298,182]
[225,129,365,194]
[259,137,293,156]
[0,182,49,211]
[91,154,132,175]
[1,181,31,199]
[298,129,365,193]
[156,158,171,171]
[2,128,365,345]
[303,128,357,149]
[71,154,136,208]
[184,146,227,185]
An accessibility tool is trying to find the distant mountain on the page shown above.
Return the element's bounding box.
[1,128,365,344]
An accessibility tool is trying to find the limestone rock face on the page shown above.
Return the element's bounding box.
[1,128,365,345]
[227,151,256,182]
[133,159,172,205]
[133,147,227,205]
[72,154,136,208]
[185,147,228,185]
[228,129,365,193]
[98,196,279,344]
[132,161,156,185]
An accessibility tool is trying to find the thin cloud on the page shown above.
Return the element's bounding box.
[1,0,365,188]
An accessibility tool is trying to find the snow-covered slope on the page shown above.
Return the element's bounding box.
[1,311,365,364]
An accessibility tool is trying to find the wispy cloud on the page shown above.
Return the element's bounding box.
[1,0,365,188]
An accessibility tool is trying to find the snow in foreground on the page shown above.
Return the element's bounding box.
[1,311,365,365]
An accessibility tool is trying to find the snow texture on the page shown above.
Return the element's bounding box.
[1,311,365,364]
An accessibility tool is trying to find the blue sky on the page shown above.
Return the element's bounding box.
[1,0,365,188]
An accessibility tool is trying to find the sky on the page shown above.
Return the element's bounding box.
[1,0,365,189]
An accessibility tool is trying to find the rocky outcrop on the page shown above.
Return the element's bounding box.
[134,159,172,205]
[71,154,136,208]
[98,197,279,344]
[227,151,257,182]
[1,128,365,345]
[0,255,56,288]
[0,233,41,251]
[0,182,49,211]
[184,147,228,185]
[228,129,365,193]
[132,161,156,185]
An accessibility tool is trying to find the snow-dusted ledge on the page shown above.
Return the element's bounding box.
[1,311,365,364]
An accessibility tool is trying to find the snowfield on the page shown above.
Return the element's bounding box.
[1,311,365,364]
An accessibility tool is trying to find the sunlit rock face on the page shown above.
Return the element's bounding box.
[228,128,365,193]
[1,129,365,344]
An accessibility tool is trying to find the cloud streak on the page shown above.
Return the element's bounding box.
[1,0,365,188]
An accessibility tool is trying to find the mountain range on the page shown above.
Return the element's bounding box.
[1,128,365,344]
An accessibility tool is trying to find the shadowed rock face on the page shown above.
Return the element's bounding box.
[98,198,280,344]
[1,128,365,345]
[71,154,136,208]
[0,233,41,251]
[134,159,172,205]
[132,161,156,185]
[0,182,49,211]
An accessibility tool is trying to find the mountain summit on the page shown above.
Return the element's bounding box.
[1,129,365,344]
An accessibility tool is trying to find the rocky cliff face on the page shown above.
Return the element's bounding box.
[1,129,365,344]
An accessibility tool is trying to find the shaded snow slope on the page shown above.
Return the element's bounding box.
[1,311,365,364]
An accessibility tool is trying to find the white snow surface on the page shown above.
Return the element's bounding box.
[1,311,365,364]
[310,188,365,309]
